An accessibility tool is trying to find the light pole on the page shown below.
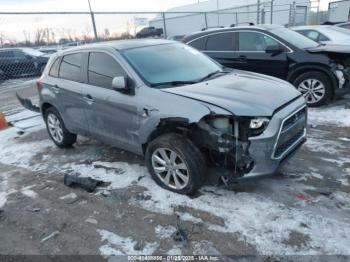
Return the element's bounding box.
[257,0,261,24]
[87,0,98,40]
[217,0,220,26]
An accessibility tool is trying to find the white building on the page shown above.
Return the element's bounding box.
[328,0,350,22]
[149,0,311,38]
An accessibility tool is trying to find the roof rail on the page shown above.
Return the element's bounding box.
[201,26,225,31]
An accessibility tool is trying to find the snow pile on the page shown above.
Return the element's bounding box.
[154,225,176,239]
[97,229,158,256]
[308,107,350,127]
[20,185,38,199]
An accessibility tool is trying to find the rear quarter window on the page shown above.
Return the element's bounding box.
[49,58,60,77]
[188,36,207,50]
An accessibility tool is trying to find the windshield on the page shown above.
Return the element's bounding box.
[22,48,45,57]
[270,27,319,49]
[122,43,222,86]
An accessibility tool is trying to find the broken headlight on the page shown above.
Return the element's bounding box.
[249,117,269,136]
[210,116,232,133]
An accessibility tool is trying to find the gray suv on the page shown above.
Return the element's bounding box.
[37,39,307,195]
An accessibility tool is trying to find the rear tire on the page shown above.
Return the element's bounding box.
[44,107,77,148]
[145,133,205,195]
[293,71,332,107]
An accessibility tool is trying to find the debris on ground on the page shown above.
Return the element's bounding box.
[40,231,60,243]
[93,163,125,174]
[64,175,105,192]
[99,190,111,197]
[59,192,78,200]
[172,214,189,247]
[26,207,40,213]
[85,218,98,225]
[133,240,145,251]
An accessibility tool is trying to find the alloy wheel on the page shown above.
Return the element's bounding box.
[47,113,64,143]
[151,148,189,190]
[297,79,326,104]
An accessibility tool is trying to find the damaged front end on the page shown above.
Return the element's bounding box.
[330,55,350,91]
[190,114,269,179]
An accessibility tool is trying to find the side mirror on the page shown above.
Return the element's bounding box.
[265,46,284,55]
[112,76,134,95]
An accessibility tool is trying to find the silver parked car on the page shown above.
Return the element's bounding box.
[293,25,350,45]
[37,39,307,195]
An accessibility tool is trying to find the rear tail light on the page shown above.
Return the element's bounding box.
[35,79,42,91]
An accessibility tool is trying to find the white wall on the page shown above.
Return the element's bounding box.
[328,0,350,22]
[150,0,310,37]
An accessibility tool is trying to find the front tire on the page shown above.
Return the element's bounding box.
[145,133,205,195]
[44,107,77,148]
[293,71,332,107]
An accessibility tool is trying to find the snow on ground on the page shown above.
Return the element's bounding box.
[20,185,38,199]
[308,106,350,127]
[1,108,350,255]
[97,229,158,256]
[155,225,176,239]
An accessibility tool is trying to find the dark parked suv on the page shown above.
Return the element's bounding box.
[0,48,49,80]
[35,40,306,195]
[183,25,350,106]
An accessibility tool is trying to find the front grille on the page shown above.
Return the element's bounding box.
[274,129,305,158]
[272,107,307,159]
[281,108,306,132]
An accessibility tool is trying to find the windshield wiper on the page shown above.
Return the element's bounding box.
[150,80,198,87]
[198,70,230,82]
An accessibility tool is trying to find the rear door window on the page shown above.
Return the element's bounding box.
[88,52,126,89]
[206,32,234,51]
[59,53,82,82]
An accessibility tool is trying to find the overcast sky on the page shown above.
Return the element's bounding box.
[1,0,331,12]
[0,0,333,43]
[1,0,202,12]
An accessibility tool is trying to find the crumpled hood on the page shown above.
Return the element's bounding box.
[306,44,350,54]
[161,70,301,117]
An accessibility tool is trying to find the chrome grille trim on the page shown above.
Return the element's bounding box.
[271,106,307,160]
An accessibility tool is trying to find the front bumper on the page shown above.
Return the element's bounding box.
[245,96,307,177]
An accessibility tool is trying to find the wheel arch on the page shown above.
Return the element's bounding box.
[141,117,192,155]
[287,64,337,96]
[41,102,55,116]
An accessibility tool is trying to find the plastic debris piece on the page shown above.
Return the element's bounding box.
[64,175,104,193]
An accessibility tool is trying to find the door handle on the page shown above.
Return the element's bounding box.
[237,55,247,62]
[83,94,94,104]
[52,84,59,93]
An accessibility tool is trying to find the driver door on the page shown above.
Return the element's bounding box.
[233,31,289,79]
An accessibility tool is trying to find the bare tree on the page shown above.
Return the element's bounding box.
[23,30,31,44]
[34,28,45,45]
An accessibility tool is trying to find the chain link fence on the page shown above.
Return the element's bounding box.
[0,0,325,86]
